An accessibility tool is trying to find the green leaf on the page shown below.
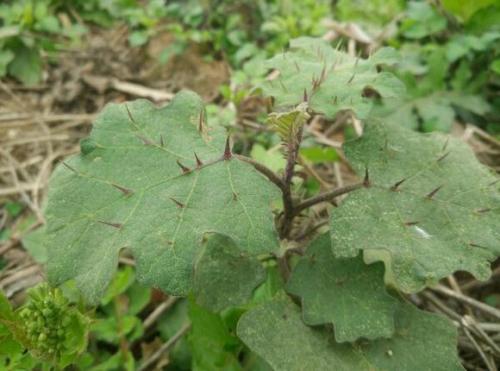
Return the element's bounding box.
[125,282,151,315]
[300,146,339,163]
[157,299,192,369]
[0,291,14,321]
[492,59,500,75]
[401,2,447,39]
[330,121,500,292]
[0,49,14,77]
[0,291,26,345]
[382,92,490,132]
[250,144,286,173]
[442,0,496,21]
[100,266,135,306]
[286,234,397,342]
[266,103,310,144]
[237,296,464,371]
[8,44,42,85]
[91,315,140,344]
[465,5,500,33]
[188,300,241,371]
[193,234,266,312]
[336,0,405,26]
[261,37,404,119]
[416,96,456,132]
[44,91,280,303]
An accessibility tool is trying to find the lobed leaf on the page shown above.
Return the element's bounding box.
[331,121,500,292]
[193,233,266,312]
[261,37,405,119]
[237,296,464,371]
[287,234,397,342]
[44,91,280,303]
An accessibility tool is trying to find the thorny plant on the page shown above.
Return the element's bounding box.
[2,37,500,370]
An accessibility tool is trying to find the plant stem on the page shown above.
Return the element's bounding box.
[293,182,365,215]
[280,126,304,239]
[138,322,191,371]
[235,154,286,193]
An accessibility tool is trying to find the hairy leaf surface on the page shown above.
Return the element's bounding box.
[193,234,266,312]
[44,91,280,303]
[287,234,397,342]
[237,296,463,371]
[261,37,405,119]
[331,121,500,292]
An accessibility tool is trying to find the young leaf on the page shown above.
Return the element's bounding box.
[193,234,266,312]
[286,234,397,342]
[188,300,242,371]
[44,91,280,303]
[266,102,310,146]
[261,37,405,119]
[237,296,464,371]
[331,121,500,292]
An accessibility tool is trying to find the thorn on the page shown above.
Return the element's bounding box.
[426,185,443,199]
[170,197,185,208]
[391,178,406,191]
[347,73,355,84]
[223,137,232,160]
[136,134,154,146]
[404,221,419,226]
[198,111,205,132]
[278,77,288,92]
[232,192,238,201]
[488,179,499,187]
[312,76,319,90]
[333,96,338,105]
[194,152,203,167]
[442,137,450,151]
[160,134,164,147]
[475,208,491,214]
[111,183,133,196]
[303,88,308,102]
[363,168,370,187]
[320,64,327,82]
[176,160,191,174]
[125,104,136,124]
[437,151,450,162]
[329,59,337,73]
[294,61,300,72]
[62,161,77,173]
[469,242,485,248]
[98,220,123,229]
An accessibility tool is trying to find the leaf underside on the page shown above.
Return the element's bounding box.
[44,91,280,303]
[237,296,464,371]
[287,234,397,342]
[261,37,405,119]
[331,121,500,292]
[193,233,266,312]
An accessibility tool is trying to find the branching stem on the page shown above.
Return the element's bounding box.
[235,154,286,193]
[293,182,365,215]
